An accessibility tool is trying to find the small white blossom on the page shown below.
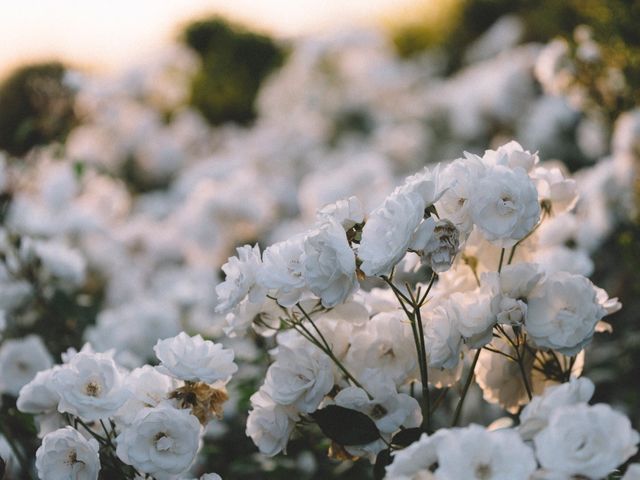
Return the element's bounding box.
[263,345,334,413]
[215,245,265,314]
[258,235,307,306]
[518,377,595,440]
[154,332,238,384]
[116,403,202,478]
[435,425,537,480]
[534,403,639,479]
[246,389,297,457]
[526,272,608,355]
[302,218,358,307]
[52,351,129,421]
[470,164,540,247]
[36,427,100,480]
[316,196,364,230]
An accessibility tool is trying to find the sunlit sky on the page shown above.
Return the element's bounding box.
[1,0,422,76]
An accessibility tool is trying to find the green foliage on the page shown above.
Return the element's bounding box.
[391,0,640,105]
[181,17,285,126]
[310,405,380,446]
[0,62,76,156]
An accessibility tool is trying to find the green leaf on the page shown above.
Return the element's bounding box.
[310,405,380,446]
[391,427,423,447]
[373,448,392,480]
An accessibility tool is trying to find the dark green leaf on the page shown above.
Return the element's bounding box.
[373,448,392,480]
[391,427,423,447]
[310,405,380,446]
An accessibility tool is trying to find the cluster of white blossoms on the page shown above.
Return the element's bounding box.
[385,378,639,479]
[17,333,234,479]
[215,140,636,477]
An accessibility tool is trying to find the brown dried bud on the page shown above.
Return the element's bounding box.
[169,382,229,425]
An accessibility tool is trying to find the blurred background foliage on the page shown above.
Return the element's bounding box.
[0,62,76,156]
[181,16,286,126]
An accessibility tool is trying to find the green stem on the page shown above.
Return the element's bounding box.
[0,420,34,479]
[497,248,506,273]
[452,348,481,427]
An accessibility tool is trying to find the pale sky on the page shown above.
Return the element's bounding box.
[1,0,422,76]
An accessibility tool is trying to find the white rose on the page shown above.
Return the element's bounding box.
[518,377,595,441]
[482,141,540,172]
[258,235,306,306]
[116,365,177,425]
[531,166,578,214]
[435,425,537,480]
[526,272,607,355]
[359,168,440,276]
[483,263,543,326]
[17,367,60,414]
[534,403,639,479]
[0,334,53,396]
[302,219,358,307]
[116,403,202,478]
[35,427,100,480]
[347,311,417,387]
[316,196,364,230]
[476,333,536,414]
[385,432,441,480]
[52,351,129,421]
[215,244,265,314]
[422,304,462,370]
[470,164,540,247]
[448,291,495,348]
[154,332,238,384]
[435,155,486,238]
[263,345,334,413]
[246,389,297,457]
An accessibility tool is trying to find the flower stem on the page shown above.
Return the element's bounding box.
[452,348,481,427]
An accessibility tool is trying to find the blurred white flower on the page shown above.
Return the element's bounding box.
[154,332,238,384]
[36,427,100,480]
[0,334,53,396]
[534,403,639,479]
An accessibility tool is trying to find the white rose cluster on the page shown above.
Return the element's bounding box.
[212,140,628,477]
[18,333,231,479]
[386,379,638,480]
